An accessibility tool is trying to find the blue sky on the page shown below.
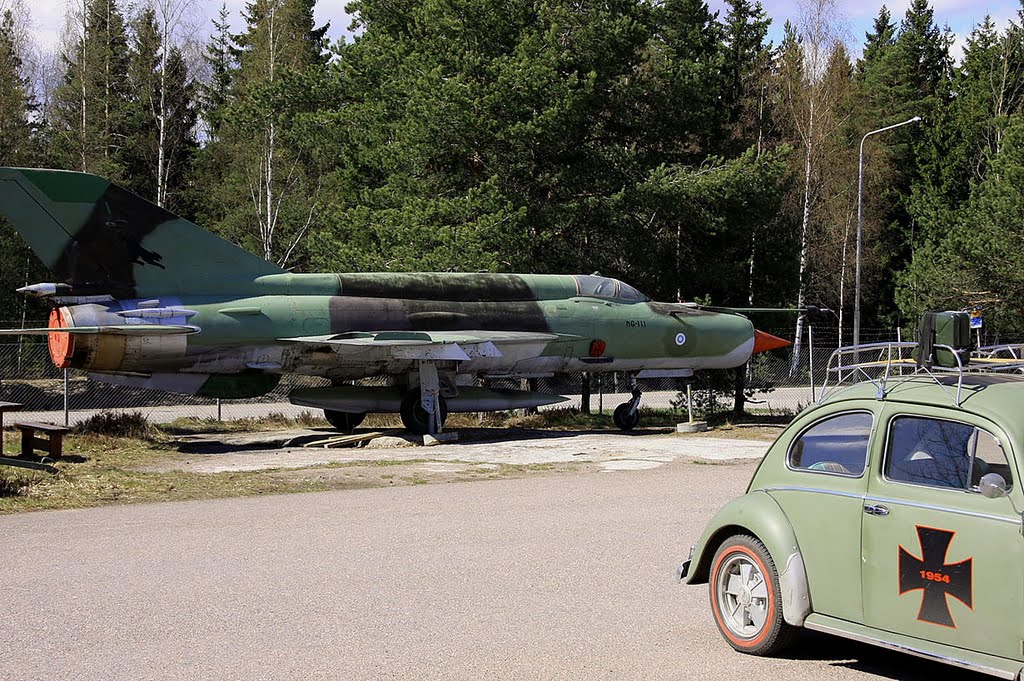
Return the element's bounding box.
[739,0,1022,60]
[19,0,1024,62]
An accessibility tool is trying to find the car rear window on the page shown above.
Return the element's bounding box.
[886,416,1013,491]
[787,412,873,477]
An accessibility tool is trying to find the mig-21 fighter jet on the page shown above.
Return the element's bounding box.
[0,168,789,435]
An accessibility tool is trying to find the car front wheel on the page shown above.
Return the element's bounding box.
[709,534,796,656]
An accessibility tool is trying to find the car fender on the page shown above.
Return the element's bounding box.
[680,490,812,627]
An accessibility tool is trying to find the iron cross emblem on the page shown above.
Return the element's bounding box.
[898,526,973,628]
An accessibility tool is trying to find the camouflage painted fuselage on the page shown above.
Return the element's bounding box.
[51,272,754,396]
[0,167,757,401]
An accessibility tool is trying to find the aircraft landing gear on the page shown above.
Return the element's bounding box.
[613,388,642,431]
[324,409,366,434]
[400,391,449,435]
[401,361,449,436]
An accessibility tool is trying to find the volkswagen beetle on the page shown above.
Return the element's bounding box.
[679,369,1024,679]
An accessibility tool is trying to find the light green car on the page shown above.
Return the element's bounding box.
[679,373,1024,678]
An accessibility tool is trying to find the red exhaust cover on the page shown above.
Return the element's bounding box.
[48,307,74,369]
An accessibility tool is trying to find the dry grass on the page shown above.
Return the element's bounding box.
[0,405,781,514]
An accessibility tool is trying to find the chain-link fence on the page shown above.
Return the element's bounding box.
[0,325,906,426]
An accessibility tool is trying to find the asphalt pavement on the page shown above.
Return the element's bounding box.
[0,459,985,680]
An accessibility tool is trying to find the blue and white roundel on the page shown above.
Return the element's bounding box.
[675,333,686,346]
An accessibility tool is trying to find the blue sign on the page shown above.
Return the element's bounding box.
[970,311,983,329]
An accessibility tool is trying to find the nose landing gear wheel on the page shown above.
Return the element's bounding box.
[324,410,366,434]
[400,391,448,435]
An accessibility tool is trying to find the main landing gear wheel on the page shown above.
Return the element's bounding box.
[400,391,448,436]
[709,535,796,656]
[613,389,643,431]
[324,410,366,434]
[613,403,640,430]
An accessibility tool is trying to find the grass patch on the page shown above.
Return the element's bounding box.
[0,433,320,513]
[75,411,158,440]
[0,402,776,514]
[499,407,687,430]
[160,411,327,434]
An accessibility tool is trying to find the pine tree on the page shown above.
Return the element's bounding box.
[124,6,197,211]
[721,0,773,155]
[850,0,951,327]
[124,7,161,199]
[306,0,783,306]
[200,2,234,142]
[0,7,34,166]
[859,5,896,73]
[199,0,329,267]
[51,0,133,179]
[0,2,48,324]
[936,17,1024,200]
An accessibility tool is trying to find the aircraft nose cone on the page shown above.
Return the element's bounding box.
[753,329,791,354]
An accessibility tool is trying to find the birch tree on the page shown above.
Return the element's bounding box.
[125,5,197,210]
[146,0,197,207]
[776,1,848,373]
[0,0,34,166]
[200,0,326,268]
[52,0,132,179]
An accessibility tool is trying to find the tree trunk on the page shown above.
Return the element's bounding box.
[790,100,815,377]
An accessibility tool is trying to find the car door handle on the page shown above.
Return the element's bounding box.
[863,503,890,517]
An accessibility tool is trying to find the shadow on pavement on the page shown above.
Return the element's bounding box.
[784,631,987,680]
[172,424,676,455]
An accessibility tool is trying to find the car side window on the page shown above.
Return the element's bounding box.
[971,429,1014,490]
[787,412,873,477]
[886,416,1012,492]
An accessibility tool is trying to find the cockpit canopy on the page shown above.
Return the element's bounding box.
[574,275,648,302]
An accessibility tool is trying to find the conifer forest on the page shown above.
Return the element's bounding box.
[1,0,1022,339]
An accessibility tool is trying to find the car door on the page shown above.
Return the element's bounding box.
[861,405,1024,659]
[765,406,877,622]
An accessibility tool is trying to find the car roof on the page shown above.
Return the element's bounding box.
[816,373,1024,443]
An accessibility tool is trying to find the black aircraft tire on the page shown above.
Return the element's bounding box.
[400,392,448,435]
[613,403,640,431]
[324,410,366,434]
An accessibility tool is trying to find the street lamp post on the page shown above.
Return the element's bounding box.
[854,116,922,348]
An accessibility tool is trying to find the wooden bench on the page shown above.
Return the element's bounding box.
[0,401,24,455]
[15,422,72,461]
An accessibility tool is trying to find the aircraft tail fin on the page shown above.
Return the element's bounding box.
[0,167,283,299]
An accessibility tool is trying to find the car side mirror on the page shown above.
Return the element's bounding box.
[979,473,1009,499]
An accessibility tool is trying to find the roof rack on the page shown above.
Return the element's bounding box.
[818,342,1024,407]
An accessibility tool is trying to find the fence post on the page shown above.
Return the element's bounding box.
[63,368,69,427]
[808,323,816,402]
[216,398,222,421]
[896,327,903,375]
[686,383,694,424]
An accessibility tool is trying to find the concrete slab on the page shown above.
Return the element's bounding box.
[155,430,769,474]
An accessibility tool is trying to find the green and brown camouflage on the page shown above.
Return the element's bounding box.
[0,167,787,433]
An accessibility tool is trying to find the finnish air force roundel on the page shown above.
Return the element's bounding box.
[898,526,973,628]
